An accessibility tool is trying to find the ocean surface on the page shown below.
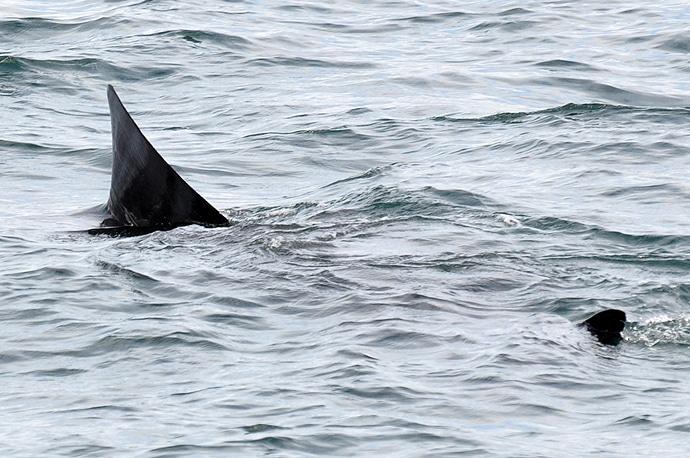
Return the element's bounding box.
[2,0,690,456]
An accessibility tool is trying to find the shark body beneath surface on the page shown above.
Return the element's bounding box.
[88,85,228,237]
[88,86,627,345]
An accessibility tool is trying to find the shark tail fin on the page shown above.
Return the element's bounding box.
[582,309,627,345]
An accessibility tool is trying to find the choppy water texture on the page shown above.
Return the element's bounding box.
[2,0,690,456]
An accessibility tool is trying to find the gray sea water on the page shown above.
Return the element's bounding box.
[2,0,690,456]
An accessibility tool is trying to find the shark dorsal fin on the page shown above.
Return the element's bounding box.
[96,85,228,234]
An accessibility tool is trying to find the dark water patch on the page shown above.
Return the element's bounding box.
[535,59,601,72]
[10,328,230,361]
[147,443,247,457]
[66,404,139,415]
[82,332,229,356]
[367,328,441,350]
[657,35,690,53]
[592,229,690,249]
[469,19,538,33]
[95,260,159,282]
[436,104,690,130]
[7,56,108,74]
[48,444,116,457]
[146,30,253,59]
[435,102,636,125]
[0,140,105,173]
[0,54,175,84]
[387,292,459,313]
[288,126,376,149]
[249,56,375,69]
[399,10,471,25]
[322,185,493,220]
[517,215,591,234]
[0,138,64,154]
[455,276,526,294]
[208,294,266,310]
[237,436,309,455]
[543,77,684,106]
[324,164,396,188]
[275,2,336,15]
[601,183,686,200]
[0,55,26,75]
[547,295,621,314]
[311,20,403,35]
[671,422,690,433]
[8,265,77,282]
[0,306,59,323]
[614,415,655,427]
[498,7,533,16]
[0,83,19,95]
[545,253,690,274]
[425,186,494,208]
[27,368,88,377]
[346,107,372,116]
[364,250,490,273]
[242,423,285,434]
[338,385,422,402]
[642,283,690,303]
[150,29,252,50]
[320,361,378,381]
[203,312,268,331]
[523,216,690,249]
[0,352,26,365]
[0,16,116,36]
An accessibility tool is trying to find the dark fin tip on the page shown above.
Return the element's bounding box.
[582,309,627,346]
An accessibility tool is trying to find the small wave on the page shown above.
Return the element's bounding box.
[0,54,174,83]
[525,215,690,246]
[625,315,690,347]
[26,368,88,377]
[399,11,470,25]
[535,59,601,72]
[434,103,632,124]
[0,16,114,34]
[319,185,493,221]
[95,260,159,282]
[470,19,538,33]
[657,34,690,53]
[249,56,375,69]
[324,164,396,188]
[148,29,253,50]
[600,183,687,201]
[435,104,690,126]
[82,331,229,356]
